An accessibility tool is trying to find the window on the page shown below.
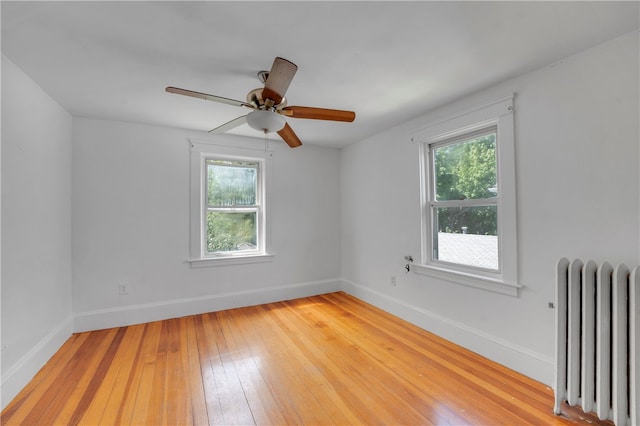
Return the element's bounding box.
[412,96,520,296]
[189,141,273,267]
[430,127,498,270]
[205,158,261,255]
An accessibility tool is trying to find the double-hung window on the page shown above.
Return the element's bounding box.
[429,127,498,270]
[413,96,520,296]
[205,158,261,255]
[189,141,273,267]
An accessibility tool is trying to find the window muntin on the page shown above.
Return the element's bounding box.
[429,128,499,271]
[203,158,262,256]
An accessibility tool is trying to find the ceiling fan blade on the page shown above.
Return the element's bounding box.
[277,122,302,148]
[262,57,298,105]
[166,86,253,108]
[280,106,356,122]
[209,115,248,134]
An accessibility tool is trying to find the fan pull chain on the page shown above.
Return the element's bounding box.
[264,130,269,153]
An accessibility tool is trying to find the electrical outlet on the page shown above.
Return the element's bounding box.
[119,283,128,295]
[390,276,397,286]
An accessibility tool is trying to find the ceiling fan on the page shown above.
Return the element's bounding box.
[166,57,356,148]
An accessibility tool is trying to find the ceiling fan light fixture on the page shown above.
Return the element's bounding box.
[246,109,286,133]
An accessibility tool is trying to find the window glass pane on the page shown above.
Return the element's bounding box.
[206,211,257,253]
[207,160,257,206]
[434,206,498,270]
[434,132,497,201]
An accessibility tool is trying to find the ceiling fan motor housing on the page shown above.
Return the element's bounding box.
[246,87,287,109]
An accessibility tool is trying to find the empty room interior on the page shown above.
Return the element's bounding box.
[1,1,639,425]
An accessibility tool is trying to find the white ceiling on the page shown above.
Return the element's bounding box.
[2,1,638,148]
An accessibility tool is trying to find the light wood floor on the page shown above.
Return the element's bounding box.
[2,292,609,425]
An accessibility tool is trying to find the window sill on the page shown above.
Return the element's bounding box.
[188,253,275,268]
[412,263,521,297]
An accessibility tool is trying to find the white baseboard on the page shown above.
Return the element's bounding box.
[1,316,74,411]
[73,278,342,333]
[341,279,554,386]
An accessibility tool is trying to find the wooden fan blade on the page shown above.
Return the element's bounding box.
[209,115,248,134]
[277,122,302,148]
[262,57,298,105]
[166,86,253,108]
[280,106,355,122]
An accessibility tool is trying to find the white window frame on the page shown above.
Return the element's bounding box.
[188,141,274,268]
[412,96,520,296]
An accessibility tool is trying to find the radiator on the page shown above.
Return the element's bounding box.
[554,258,639,425]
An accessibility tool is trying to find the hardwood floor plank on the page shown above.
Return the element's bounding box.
[216,307,292,425]
[108,322,152,425]
[23,328,118,426]
[258,302,374,423]
[250,304,364,425]
[65,327,127,425]
[0,333,89,425]
[227,306,335,425]
[86,324,147,425]
[1,291,612,425]
[242,303,364,425]
[307,295,525,422]
[281,297,464,424]
[147,318,176,425]
[316,293,559,423]
[268,299,432,425]
[127,321,163,425]
[180,316,208,426]
[314,296,470,422]
[319,292,608,425]
[192,314,223,425]
[200,311,255,425]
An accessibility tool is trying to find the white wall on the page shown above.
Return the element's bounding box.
[341,31,639,385]
[71,118,342,330]
[1,56,74,407]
